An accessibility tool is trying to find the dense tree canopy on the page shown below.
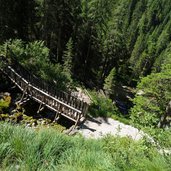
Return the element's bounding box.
[1,0,171,128]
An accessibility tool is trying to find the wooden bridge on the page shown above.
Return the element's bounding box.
[0,55,89,124]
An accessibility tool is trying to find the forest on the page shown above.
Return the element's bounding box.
[0,0,171,170]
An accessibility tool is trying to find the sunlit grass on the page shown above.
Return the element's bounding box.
[0,122,171,171]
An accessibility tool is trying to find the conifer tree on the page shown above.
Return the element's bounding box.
[103,67,116,96]
[62,38,74,81]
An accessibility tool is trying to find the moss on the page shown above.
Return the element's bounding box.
[0,94,66,131]
[0,114,10,121]
[11,112,23,122]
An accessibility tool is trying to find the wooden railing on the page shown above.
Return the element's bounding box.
[0,55,89,123]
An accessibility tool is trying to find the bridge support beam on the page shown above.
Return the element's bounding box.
[37,103,45,114]
[53,112,61,122]
[20,88,27,102]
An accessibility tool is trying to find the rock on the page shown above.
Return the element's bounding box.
[137,90,144,96]
[78,117,146,140]
[4,92,10,96]
[26,123,31,127]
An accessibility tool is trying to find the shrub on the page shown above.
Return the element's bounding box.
[102,135,170,171]
[130,71,171,128]
[89,91,120,117]
[0,95,11,114]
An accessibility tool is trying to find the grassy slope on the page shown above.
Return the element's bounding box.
[0,122,171,171]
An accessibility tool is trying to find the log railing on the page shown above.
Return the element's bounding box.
[0,55,88,123]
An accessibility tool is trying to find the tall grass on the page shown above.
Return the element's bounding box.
[0,122,171,171]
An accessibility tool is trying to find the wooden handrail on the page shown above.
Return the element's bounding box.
[0,55,88,122]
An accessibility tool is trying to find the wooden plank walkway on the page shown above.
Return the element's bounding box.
[0,55,89,124]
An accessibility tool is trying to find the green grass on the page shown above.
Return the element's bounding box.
[0,122,171,171]
[111,115,130,125]
[141,127,171,149]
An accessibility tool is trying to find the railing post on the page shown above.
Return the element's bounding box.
[1,55,89,123]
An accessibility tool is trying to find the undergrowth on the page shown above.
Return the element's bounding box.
[0,122,171,171]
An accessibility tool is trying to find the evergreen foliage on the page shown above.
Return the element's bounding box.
[103,68,116,96]
[0,40,72,90]
[131,71,171,128]
[62,38,74,82]
[1,0,171,85]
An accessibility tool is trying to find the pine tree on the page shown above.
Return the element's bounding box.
[62,38,74,81]
[103,67,116,96]
[39,0,82,62]
[74,0,115,83]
